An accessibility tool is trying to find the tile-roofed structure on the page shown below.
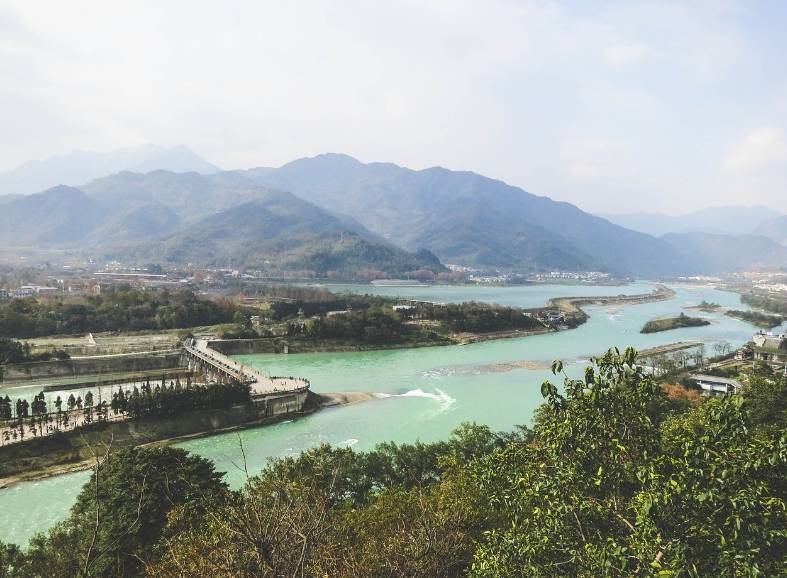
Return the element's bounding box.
[751,332,787,364]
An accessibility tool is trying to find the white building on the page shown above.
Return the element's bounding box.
[690,374,743,395]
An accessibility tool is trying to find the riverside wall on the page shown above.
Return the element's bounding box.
[207,336,453,356]
[0,351,183,383]
[0,389,315,482]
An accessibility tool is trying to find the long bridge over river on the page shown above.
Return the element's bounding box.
[182,338,310,396]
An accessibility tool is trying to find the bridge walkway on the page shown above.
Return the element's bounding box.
[183,338,309,396]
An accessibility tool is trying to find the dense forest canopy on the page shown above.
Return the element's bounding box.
[0,338,69,365]
[725,308,784,329]
[225,285,549,343]
[1,348,784,577]
[0,287,235,338]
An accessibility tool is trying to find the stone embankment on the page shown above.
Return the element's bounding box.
[547,284,676,321]
[637,341,703,358]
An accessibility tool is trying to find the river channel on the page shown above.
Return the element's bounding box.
[0,282,780,546]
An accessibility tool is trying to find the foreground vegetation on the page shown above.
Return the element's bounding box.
[1,348,784,577]
[641,313,710,334]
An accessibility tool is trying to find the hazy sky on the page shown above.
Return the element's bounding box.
[1,1,786,214]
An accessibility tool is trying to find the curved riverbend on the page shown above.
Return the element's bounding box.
[0,282,779,546]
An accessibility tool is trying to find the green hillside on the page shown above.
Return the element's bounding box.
[244,154,694,275]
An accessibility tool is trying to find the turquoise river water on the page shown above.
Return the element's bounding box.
[1,282,782,547]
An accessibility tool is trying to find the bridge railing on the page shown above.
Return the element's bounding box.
[183,341,249,383]
[183,338,310,395]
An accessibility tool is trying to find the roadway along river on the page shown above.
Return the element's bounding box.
[1,282,780,546]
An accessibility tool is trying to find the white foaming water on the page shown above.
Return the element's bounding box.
[418,367,451,379]
[337,438,359,447]
[390,388,458,412]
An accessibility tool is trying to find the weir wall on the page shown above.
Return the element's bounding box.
[0,351,183,383]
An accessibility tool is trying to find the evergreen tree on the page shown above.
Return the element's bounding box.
[0,396,11,421]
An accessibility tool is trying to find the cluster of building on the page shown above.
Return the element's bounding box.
[0,275,172,300]
[694,332,786,397]
[735,332,787,365]
[675,275,723,283]
[753,282,787,293]
[0,285,61,300]
[467,274,511,284]
[723,271,787,296]
[532,271,611,282]
[523,309,566,327]
[0,266,190,301]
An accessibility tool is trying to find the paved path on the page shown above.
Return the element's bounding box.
[0,409,125,447]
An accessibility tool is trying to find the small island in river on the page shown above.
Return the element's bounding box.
[641,313,710,334]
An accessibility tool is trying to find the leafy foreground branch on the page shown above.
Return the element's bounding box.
[1,348,786,578]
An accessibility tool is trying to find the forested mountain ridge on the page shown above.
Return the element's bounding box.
[118,198,443,275]
[0,186,106,246]
[0,172,441,276]
[1,154,783,276]
[242,153,695,276]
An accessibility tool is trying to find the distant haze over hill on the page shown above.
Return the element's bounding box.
[0,145,219,196]
[600,206,783,239]
[758,216,787,245]
[661,232,787,273]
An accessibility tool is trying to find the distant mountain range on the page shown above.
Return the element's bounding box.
[0,145,219,196]
[0,172,442,276]
[240,154,696,277]
[601,206,785,243]
[662,232,787,274]
[0,150,784,277]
